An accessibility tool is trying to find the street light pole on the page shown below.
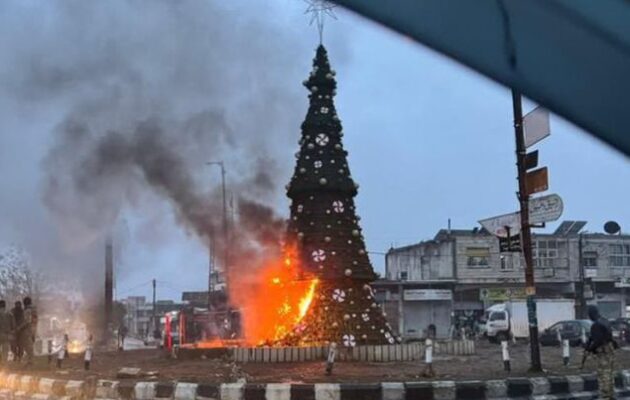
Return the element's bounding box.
[511,89,542,372]
[206,161,229,293]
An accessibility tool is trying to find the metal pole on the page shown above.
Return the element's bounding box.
[206,161,229,292]
[208,235,214,307]
[152,279,157,334]
[105,236,114,336]
[511,89,542,372]
[219,162,229,291]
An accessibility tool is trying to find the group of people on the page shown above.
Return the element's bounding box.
[0,297,37,366]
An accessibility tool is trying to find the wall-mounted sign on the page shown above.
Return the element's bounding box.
[499,235,522,252]
[479,287,527,301]
[585,269,598,279]
[403,289,452,301]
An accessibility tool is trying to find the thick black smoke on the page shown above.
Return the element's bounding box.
[43,117,285,267]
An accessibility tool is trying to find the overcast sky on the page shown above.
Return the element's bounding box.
[0,1,628,302]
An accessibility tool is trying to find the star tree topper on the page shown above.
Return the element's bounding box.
[304,0,337,44]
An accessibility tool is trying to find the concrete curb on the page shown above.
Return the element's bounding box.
[0,370,629,399]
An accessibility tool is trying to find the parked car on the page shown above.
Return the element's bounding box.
[539,320,592,347]
[611,319,630,344]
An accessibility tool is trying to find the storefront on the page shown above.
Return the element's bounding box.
[372,280,455,340]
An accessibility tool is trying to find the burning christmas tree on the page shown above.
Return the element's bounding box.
[284,45,397,346]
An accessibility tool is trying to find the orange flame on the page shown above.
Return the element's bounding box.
[229,244,318,345]
[299,279,318,319]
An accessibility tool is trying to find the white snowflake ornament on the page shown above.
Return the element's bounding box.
[312,249,326,262]
[361,313,370,322]
[342,334,356,347]
[315,133,329,146]
[314,160,323,169]
[332,289,346,302]
[320,107,329,114]
[332,201,344,213]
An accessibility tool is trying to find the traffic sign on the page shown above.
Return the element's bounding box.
[480,194,562,239]
[526,167,549,195]
[479,212,521,238]
[529,194,563,224]
[525,150,539,170]
[524,106,551,148]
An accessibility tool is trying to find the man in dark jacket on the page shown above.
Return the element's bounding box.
[586,305,616,399]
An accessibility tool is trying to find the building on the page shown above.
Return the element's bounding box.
[374,220,630,339]
[120,296,152,337]
[120,296,185,338]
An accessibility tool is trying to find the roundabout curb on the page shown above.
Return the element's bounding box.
[0,370,629,399]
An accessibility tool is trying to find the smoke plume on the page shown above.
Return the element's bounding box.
[0,0,349,302]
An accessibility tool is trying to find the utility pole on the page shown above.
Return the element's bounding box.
[152,279,157,336]
[104,236,114,337]
[206,161,229,292]
[511,89,542,372]
[578,233,587,319]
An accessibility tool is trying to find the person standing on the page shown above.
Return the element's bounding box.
[11,301,23,362]
[0,301,12,363]
[19,297,37,367]
[118,324,128,351]
[585,305,617,400]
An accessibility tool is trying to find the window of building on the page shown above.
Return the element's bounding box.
[466,247,490,267]
[500,255,514,271]
[609,244,630,267]
[583,251,598,267]
[399,271,408,281]
[533,240,558,267]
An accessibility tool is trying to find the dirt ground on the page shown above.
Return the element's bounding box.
[5,341,630,384]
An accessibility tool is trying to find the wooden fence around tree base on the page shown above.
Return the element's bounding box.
[176,340,475,363]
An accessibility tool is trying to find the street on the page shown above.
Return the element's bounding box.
[6,340,630,384]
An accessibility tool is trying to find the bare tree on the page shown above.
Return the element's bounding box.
[0,246,46,303]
